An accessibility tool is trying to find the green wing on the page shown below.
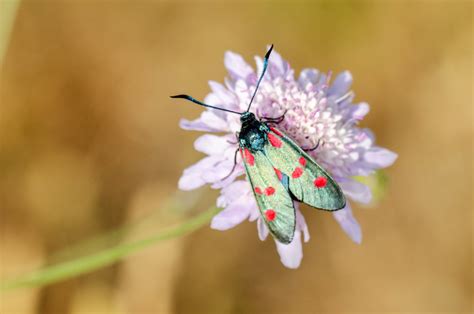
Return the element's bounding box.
[263,127,346,211]
[240,147,296,244]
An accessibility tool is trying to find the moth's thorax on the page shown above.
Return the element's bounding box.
[239,113,269,152]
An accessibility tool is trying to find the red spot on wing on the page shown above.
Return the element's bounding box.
[292,167,303,178]
[270,127,283,137]
[314,176,327,188]
[265,186,275,196]
[299,157,306,166]
[255,187,262,195]
[274,168,283,181]
[265,209,276,221]
[268,133,282,148]
[243,148,255,166]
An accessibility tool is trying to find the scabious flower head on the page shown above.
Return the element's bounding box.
[178,47,397,269]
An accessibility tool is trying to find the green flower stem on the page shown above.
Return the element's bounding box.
[0,206,220,292]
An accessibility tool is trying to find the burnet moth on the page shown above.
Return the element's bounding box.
[171,45,345,244]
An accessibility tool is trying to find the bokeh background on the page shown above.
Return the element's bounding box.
[1,1,472,313]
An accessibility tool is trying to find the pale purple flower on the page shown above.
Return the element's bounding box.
[178,47,397,269]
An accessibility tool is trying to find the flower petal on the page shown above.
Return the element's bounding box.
[224,51,255,81]
[179,118,216,132]
[207,81,239,110]
[178,173,206,191]
[267,48,289,78]
[298,68,320,89]
[333,202,362,244]
[328,71,352,96]
[295,203,310,243]
[227,114,242,133]
[232,79,252,111]
[254,56,264,79]
[357,128,375,149]
[257,217,269,241]
[200,111,230,131]
[194,134,231,155]
[210,196,252,230]
[201,159,234,183]
[275,231,303,269]
[218,180,250,205]
[248,202,260,221]
[364,147,398,168]
[179,109,230,132]
[210,166,245,189]
[178,156,221,190]
[349,102,370,121]
[337,177,372,204]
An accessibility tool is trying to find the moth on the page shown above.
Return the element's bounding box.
[171,45,345,244]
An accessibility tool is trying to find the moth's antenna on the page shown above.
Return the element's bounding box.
[170,94,242,115]
[246,44,273,112]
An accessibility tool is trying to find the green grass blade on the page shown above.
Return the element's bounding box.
[47,190,202,264]
[0,206,220,292]
[0,0,21,64]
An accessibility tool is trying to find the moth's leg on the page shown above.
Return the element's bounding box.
[303,138,322,152]
[256,108,284,122]
[262,116,283,124]
[261,115,285,123]
[226,132,240,145]
[260,110,288,124]
[221,148,239,181]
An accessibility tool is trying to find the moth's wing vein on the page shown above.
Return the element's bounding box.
[241,148,296,244]
[264,128,346,211]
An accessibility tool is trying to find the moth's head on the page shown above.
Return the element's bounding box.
[240,112,256,124]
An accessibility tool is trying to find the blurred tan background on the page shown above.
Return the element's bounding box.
[0,1,472,313]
